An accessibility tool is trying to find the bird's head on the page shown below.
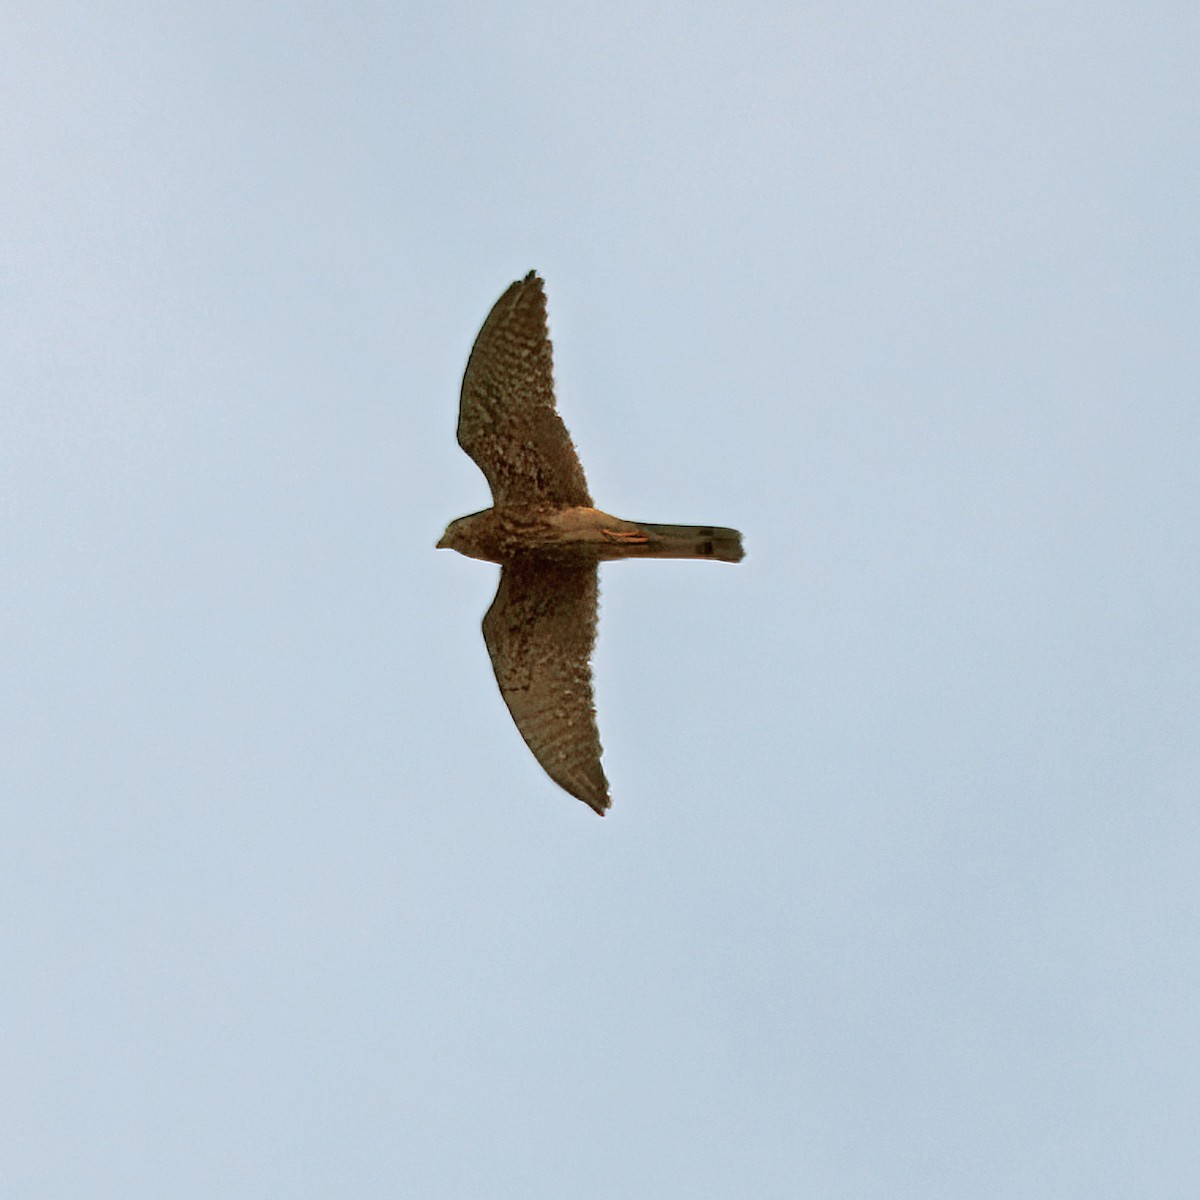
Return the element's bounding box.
[436,512,494,560]
[435,518,465,552]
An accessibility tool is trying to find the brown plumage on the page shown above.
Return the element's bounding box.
[437,272,744,815]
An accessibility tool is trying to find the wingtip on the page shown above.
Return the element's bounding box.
[580,789,611,817]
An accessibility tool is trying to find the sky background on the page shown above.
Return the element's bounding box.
[4,2,1198,1197]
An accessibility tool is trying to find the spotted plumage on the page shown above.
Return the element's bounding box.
[438,272,743,815]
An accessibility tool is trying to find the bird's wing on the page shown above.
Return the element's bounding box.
[457,272,593,508]
[482,555,610,814]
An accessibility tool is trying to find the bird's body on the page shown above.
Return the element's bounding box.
[438,505,744,565]
[438,272,743,815]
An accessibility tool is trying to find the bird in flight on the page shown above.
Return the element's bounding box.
[437,272,743,815]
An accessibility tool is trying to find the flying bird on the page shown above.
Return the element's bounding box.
[437,272,743,815]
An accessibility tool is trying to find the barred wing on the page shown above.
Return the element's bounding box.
[481,556,609,814]
[457,272,592,508]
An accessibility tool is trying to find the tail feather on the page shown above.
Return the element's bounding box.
[629,522,744,563]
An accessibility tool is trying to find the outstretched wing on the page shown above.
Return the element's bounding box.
[457,272,593,508]
[481,555,609,814]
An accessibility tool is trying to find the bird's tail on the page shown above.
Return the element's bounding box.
[624,522,745,563]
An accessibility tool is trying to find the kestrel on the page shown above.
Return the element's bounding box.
[437,272,744,815]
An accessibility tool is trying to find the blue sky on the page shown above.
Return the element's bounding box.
[4,3,1198,1196]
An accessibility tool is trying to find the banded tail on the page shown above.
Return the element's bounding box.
[625,522,744,563]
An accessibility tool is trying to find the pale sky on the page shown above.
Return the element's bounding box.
[4,3,1198,1197]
